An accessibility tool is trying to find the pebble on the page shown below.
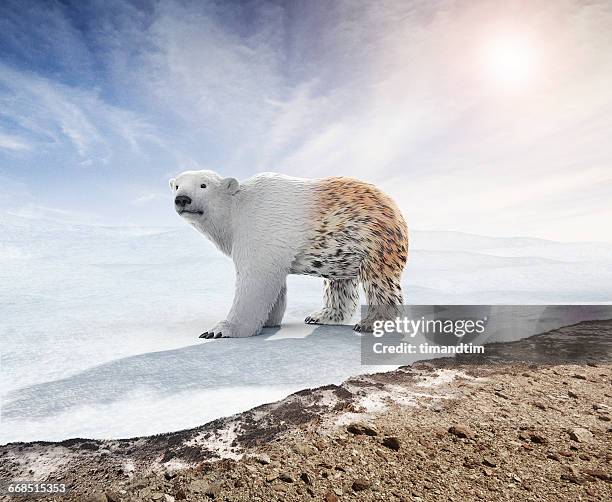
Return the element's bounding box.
[482,456,497,468]
[87,494,107,502]
[347,422,379,436]
[278,472,294,483]
[265,472,279,482]
[324,492,339,502]
[105,491,121,502]
[448,424,475,440]
[352,478,371,491]
[300,472,312,485]
[431,402,444,412]
[382,436,401,451]
[250,453,271,465]
[529,432,547,444]
[568,427,593,443]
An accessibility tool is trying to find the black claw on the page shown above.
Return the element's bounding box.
[205,333,214,339]
[353,324,361,332]
[214,332,222,339]
[199,332,208,338]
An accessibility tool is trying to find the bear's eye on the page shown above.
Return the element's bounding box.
[200,183,207,189]
[175,185,179,190]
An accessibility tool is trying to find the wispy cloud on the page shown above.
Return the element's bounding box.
[0,132,31,151]
[132,192,167,206]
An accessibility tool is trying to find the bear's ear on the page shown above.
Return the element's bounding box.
[169,178,176,190]
[222,177,239,195]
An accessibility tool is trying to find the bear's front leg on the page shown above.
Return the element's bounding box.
[201,267,287,339]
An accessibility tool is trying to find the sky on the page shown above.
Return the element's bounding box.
[0,0,611,241]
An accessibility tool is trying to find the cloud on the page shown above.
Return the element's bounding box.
[0,0,611,240]
[132,192,167,206]
[0,62,164,163]
[0,132,30,151]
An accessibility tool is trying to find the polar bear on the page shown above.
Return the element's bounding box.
[170,170,408,338]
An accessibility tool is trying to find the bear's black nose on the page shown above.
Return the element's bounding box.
[175,195,192,208]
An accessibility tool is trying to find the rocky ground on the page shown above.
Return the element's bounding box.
[1,320,611,501]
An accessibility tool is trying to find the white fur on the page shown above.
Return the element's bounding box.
[171,170,316,338]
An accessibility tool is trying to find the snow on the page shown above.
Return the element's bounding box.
[1,215,611,444]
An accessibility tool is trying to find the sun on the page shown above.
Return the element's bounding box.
[484,34,537,90]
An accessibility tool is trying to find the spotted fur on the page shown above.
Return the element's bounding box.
[293,177,409,330]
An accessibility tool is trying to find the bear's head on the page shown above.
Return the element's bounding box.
[169,170,239,223]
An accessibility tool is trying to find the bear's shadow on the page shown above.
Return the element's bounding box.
[6,305,610,422]
[2,324,383,420]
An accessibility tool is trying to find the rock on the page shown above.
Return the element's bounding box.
[164,496,175,502]
[583,469,612,482]
[250,453,271,465]
[567,390,579,399]
[292,443,315,456]
[265,472,279,482]
[87,494,108,502]
[382,436,401,451]
[568,427,593,443]
[80,442,100,451]
[324,492,339,502]
[205,482,221,499]
[352,478,371,492]
[529,432,547,444]
[188,480,209,493]
[448,424,475,440]
[431,402,444,412]
[572,374,587,380]
[532,401,546,410]
[482,456,497,468]
[347,422,378,436]
[299,472,312,485]
[332,487,343,496]
[278,472,294,483]
[105,491,121,502]
[560,473,584,485]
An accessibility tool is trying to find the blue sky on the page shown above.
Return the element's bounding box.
[0,0,611,241]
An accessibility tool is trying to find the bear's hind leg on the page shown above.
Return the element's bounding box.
[265,282,287,327]
[355,265,403,332]
[305,278,359,325]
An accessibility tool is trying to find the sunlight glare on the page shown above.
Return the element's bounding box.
[484,34,537,90]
